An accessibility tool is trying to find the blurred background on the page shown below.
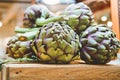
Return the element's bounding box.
[0,0,111,58]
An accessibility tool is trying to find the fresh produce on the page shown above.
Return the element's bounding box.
[6,31,38,58]
[23,4,54,28]
[63,2,94,35]
[4,2,120,65]
[80,24,120,64]
[36,3,94,35]
[31,22,81,63]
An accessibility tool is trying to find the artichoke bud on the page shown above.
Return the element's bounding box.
[62,2,94,35]
[31,22,81,63]
[23,4,54,28]
[7,37,33,59]
[80,24,120,64]
[6,31,37,59]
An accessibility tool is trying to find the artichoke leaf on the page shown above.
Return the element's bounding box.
[40,53,51,61]
[85,47,97,54]
[57,54,73,63]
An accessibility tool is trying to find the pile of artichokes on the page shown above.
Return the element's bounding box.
[5,3,120,64]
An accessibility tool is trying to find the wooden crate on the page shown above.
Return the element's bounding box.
[1,60,120,80]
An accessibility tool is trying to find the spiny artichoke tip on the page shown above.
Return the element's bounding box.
[31,21,81,63]
[80,24,120,64]
[23,4,54,28]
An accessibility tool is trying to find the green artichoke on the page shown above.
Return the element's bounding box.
[23,4,54,28]
[31,22,81,63]
[80,24,120,64]
[6,31,38,59]
[62,2,94,35]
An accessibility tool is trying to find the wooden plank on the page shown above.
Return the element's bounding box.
[1,64,9,80]
[1,60,120,80]
[0,71,1,80]
[110,0,120,39]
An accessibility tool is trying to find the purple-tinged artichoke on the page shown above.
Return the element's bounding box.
[80,24,120,64]
[31,22,81,63]
[6,31,38,59]
[23,4,54,28]
[63,2,94,35]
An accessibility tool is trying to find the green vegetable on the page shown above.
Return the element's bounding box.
[80,24,120,64]
[23,4,54,28]
[31,22,81,63]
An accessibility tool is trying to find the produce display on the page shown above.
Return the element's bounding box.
[1,2,120,65]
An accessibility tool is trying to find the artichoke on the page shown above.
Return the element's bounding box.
[23,4,54,28]
[31,22,81,63]
[36,2,94,35]
[80,24,120,64]
[6,31,38,59]
[62,2,94,34]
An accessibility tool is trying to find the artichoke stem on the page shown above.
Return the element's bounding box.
[17,31,38,40]
[15,27,39,33]
[36,15,64,26]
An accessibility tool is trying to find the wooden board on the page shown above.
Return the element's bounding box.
[0,71,1,80]
[1,60,120,80]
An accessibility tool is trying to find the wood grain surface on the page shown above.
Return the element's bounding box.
[1,61,120,80]
[0,71,2,80]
